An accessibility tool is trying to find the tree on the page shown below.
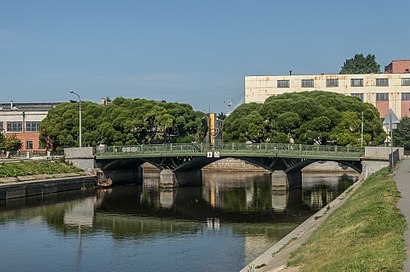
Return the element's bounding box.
[40,98,208,150]
[223,91,386,146]
[340,53,380,74]
[394,117,410,150]
[3,134,22,152]
[0,131,5,151]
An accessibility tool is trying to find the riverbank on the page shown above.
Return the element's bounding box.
[0,160,82,180]
[0,160,95,200]
[244,167,406,271]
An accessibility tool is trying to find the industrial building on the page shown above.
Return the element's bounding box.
[245,60,410,119]
[0,102,60,152]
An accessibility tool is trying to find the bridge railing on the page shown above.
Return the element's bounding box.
[95,143,364,158]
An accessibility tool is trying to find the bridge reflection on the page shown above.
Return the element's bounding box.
[0,172,358,267]
[94,171,358,221]
[0,172,358,228]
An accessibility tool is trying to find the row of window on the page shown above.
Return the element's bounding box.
[0,121,41,132]
[351,92,410,101]
[277,78,410,88]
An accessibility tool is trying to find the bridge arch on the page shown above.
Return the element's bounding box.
[174,157,275,172]
[285,159,362,174]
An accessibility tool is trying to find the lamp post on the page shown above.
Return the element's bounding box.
[360,111,364,148]
[70,91,82,147]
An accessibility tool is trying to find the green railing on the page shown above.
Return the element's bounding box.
[95,143,364,159]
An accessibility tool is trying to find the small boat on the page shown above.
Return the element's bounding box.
[97,178,113,189]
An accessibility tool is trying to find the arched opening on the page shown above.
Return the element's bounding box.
[286,160,362,174]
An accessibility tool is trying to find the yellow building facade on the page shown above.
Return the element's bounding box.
[245,73,410,119]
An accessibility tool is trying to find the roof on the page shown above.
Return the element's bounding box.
[0,102,61,112]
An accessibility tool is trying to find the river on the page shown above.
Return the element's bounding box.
[0,171,358,272]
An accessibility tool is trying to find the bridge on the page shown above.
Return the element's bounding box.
[64,143,400,190]
[90,143,362,189]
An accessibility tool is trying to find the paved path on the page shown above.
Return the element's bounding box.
[395,158,410,272]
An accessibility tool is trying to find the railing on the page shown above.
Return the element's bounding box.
[95,143,364,158]
[0,150,64,160]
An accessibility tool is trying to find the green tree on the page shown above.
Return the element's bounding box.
[394,117,410,150]
[0,131,5,150]
[40,98,208,150]
[340,53,380,74]
[4,134,22,152]
[223,91,385,146]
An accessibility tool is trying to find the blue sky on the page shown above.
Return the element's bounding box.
[1,0,410,113]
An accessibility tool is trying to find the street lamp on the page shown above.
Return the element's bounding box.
[360,111,364,148]
[70,90,82,147]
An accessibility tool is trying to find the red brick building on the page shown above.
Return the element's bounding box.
[0,102,60,152]
[385,60,410,74]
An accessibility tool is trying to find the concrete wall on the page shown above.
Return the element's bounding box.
[364,146,404,160]
[361,147,404,178]
[0,176,96,200]
[64,147,95,174]
[362,160,389,179]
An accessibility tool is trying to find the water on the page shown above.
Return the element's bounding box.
[0,171,358,272]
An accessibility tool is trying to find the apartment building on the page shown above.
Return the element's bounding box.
[245,61,410,119]
[0,102,60,152]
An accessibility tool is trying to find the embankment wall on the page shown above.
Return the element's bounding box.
[0,175,96,200]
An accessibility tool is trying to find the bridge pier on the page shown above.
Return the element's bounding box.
[271,170,302,191]
[160,188,177,208]
[159,169,202,188]
[271,190,289,213]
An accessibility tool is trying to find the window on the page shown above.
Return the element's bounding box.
[0,121,3,130]
[351,78,364,87]
[301,79,314,88]
[351,93,364,101]
[277,80,290,88]
[376,78,389,87]
[376,93,389,101]
[401,78,410,86]
[326,79,339,87]
[7,121,22,132]
[26,141,33,150]
[402,93,410,101]
[26,121,40,132]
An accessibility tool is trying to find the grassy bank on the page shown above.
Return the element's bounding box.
[0,160,82,178]
[288,168,406,271]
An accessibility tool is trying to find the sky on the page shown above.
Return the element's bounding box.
[1,0,410,113]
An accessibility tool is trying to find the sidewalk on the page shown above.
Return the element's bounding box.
[394,158,410,272]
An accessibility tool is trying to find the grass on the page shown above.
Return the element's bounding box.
[288,168,406,272]
[0,160,82,178]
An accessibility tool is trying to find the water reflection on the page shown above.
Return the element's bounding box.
[0,171,358,272]
[0,172,359,232]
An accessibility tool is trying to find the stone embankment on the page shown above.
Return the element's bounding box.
[0,173,96,200]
